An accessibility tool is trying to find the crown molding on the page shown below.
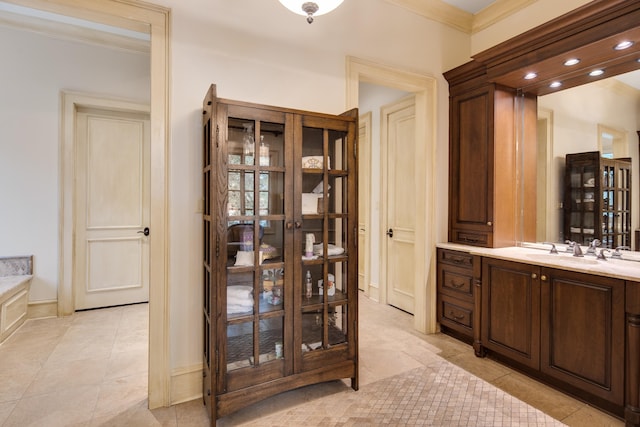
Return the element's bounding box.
[473,0,538,33]
[384,0,534,34]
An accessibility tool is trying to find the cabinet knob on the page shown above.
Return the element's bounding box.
[295,221,302,229]
[541,275,548,281]
[286,222,294,230]
[487,221,492,226]
[531,273,537,279]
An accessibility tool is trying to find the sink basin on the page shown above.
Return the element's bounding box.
[525,253,599,265]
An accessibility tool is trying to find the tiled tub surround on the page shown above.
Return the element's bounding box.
[0,256,33,343]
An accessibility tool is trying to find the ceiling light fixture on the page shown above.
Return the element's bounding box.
[549,81,562,88]
[589,69,605,77]
[614,40,634,50]
[564,58,580,66]
[524,72,537,80]
[279,0,344,24]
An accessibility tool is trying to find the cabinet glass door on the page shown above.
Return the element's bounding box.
[224,114,288,384]
[299,123,353,358]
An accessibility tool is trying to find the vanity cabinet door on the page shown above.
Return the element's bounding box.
[481,257,540,369]
[540,268,625,406]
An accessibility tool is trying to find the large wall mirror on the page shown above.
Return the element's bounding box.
[528,70,639,247]
[471,1,640,250]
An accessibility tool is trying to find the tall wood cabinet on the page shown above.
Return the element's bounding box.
[564,151,632,249]
[444,62,527,248]
[202,85,358,422]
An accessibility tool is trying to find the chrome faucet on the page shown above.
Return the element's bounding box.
[543,242,558,254]
[585,239,601,256]
[596,248,610,260]
[572,242,584,257]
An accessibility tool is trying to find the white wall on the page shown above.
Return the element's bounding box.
[0,25,150,302]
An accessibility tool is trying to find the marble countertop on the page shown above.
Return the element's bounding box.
[437,243,640,282]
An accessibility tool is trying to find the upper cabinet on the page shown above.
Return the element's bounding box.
[443,70,521,248]
[202,85,358,422]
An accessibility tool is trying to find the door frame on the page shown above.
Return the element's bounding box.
[346,56,437,334]
[12,0,172,409]
[358,111,372,296]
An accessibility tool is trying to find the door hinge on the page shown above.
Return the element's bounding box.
[215,124,220,148]
[215,235,220,258]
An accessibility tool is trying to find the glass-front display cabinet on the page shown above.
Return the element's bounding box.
[202,85,358,422]
[564,151,632,249]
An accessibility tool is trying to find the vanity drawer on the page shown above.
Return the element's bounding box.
[451,230,489,247]
[438,294,473,335]
[440,270,473,297]
[438,249,473,269]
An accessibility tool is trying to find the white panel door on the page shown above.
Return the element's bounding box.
[74,107,150,310]
[383,97,416,314]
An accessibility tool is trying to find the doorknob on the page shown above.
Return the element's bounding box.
[386,228,393,238]
[137,227,150,236]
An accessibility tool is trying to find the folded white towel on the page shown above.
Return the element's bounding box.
[313,243,344,256]
[228,285,253,299]
[227,295,254,307]
[227,304,253,314]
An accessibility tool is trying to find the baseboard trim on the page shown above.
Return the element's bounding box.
[171,364,203,405]
[27,300,58,319]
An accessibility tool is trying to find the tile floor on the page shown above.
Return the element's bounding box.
[0,294,625,426]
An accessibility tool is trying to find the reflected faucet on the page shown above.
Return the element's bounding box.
[543,242,558,254]
[612,246,631,259]
[564,240,575,253]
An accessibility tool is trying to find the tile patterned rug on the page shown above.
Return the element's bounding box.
[238,359,566,426]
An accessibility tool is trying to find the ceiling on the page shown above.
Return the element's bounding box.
[441,0,496,14]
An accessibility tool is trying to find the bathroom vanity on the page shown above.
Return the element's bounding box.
[437,244,640,423]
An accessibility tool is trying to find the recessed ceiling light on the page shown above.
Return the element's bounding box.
[614,40,634,50]
[549,81,562,88]
[564,58,580,66]
[524,72,537,80]
[589,69,605,77]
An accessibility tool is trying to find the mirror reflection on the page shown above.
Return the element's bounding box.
[526,70,639,249]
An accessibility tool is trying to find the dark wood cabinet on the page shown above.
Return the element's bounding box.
[436,248,482,356]
[481,258,541,370]
[540,268,625,407]
[480,256,625,408]
[564,151,632,249]
[202,85,358,422]
[443,71,521,248]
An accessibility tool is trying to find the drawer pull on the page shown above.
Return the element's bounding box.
[448,280,465,289]
[451,256,466,264]
[531,273,537,279]
[448,311,465,320]
[541,275,547,281]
